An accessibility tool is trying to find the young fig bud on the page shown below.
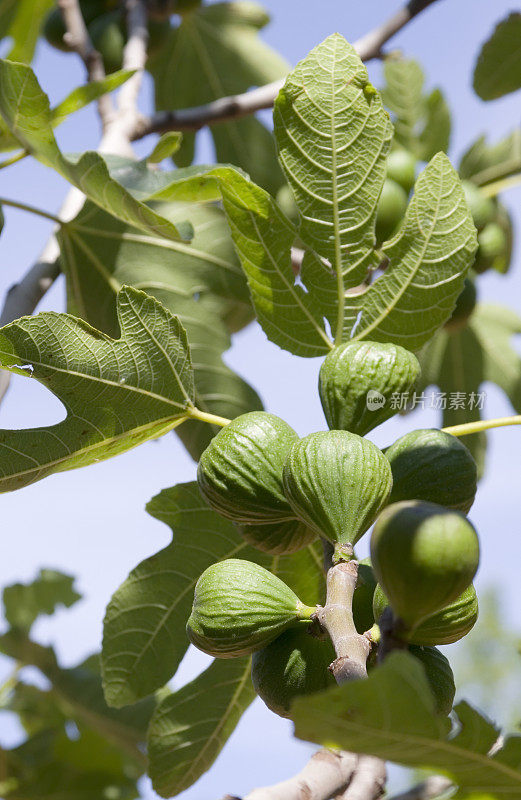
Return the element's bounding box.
[197,412,298,524]
[319,341,420,436]
[373,583,478,645]
[409,646,455,715]
[237,519,316,555]
[251,627,336,717]
[370,501,479,630]
[186,559,315,658]
[385,429,477,514]
[283,431,393,545]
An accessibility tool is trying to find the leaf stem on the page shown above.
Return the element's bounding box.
[480,173,521,198]
[186,406,231,428]
[0,151,28,171]
[0,197,62,225]
[442,415,521,437]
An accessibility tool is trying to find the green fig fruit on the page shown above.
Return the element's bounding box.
[385,429,477,513]
[43,9,74,51]
[353,558,377,634]
[282,431,393,546]
[371,500,479,630]
[409,645,455,715]
[186,559,316,658]
[319,341,420,436]
[373,582,478,645]
[237,519,316,555]
[462,180,495,231]
[478,222,507,261]
[375,178,408,242]
[251,627,336,717]
[386,148,417,193]
[88,12,124,74]
[444,278,477,331]
[43,1,108,50]
[197,412,299,524]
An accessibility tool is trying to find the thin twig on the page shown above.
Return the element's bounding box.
[133,0,443,139]
[386,776,453,800]
[100,0,148,154]
[57,0,114,128]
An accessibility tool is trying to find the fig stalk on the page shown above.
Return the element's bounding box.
[316,561,371,684]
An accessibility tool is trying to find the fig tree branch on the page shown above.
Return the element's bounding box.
[222,749,358,800]
[316,560,371,684]
[133,0,443,139]
[0,1,150,402]
[337,756,386,800]
[57,0,114,128]
[387,776,453,800]
[100,0,149,155]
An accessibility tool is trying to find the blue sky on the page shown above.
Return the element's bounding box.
[0,1,520,797]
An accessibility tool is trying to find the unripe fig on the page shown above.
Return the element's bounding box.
[198,412,299,524]
[237,519,316,555]
[385,429,477,513]
[478,222,507,261]
[373,582,478,645]
[43,1,108,50]
[375,178,408,242]
[370,501,479,630]
[462,180,495,231]
[409,645,455,715]
[186,559,315,658]
[43,9,74,51]
[283,431,392,545]
[319,341,420,436]
[353,558,377,634]
[444,278,477,331]
[251,627,336,717]
[88,12,124,74]
[386,149,417,193]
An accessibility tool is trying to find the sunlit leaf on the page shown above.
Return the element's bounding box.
[0,287,194,492]
[59,199,261,459]
[293,652,521,798]
[0,60,191,240]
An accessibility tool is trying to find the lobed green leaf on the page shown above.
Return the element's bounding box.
[102,481,324,708]
[0,286,194,492]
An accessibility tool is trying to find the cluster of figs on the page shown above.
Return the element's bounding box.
[187,340,481,718]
